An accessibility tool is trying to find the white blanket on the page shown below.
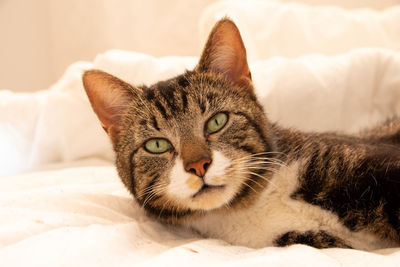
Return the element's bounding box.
[2,165,400,266]
[2,1,400,266]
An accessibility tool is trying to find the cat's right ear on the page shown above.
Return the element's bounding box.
[196,18,252,89]
[82,69,139,143]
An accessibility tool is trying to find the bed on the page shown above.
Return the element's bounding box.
[2,1,400,266]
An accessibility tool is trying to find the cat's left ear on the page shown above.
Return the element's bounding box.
[196,18,252,89]
[82,69,140,144]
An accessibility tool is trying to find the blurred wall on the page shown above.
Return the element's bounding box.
[0,0,217,92]
[0,0,399,92]
[0,0,53,92]
[281,0,399,9]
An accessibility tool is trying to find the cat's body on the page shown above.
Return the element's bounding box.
[82,19,400,250]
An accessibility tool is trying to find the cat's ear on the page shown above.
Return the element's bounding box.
[196,18,252,88]
[82,69,139,143]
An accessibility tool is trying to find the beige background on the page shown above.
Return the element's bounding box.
[0,0,399,92]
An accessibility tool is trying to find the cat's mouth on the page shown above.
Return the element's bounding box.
[192,184,225,198]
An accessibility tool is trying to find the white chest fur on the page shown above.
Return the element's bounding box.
[188,161,392,250]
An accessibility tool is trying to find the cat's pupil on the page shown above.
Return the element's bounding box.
[156,141,159,148]
[215,119,219,125]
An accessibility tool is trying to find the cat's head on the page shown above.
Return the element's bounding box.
[82,19,276,223]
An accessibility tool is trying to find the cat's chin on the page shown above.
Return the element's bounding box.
[185,183,237,211]
[192,184,225,198]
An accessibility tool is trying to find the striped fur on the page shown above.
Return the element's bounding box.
[82,18,400,250]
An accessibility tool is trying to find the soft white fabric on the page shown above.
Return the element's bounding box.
[2,1,400,266]
[200,0,400,60]
[1,165,400,266]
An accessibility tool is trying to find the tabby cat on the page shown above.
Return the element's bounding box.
[82,18,400,250]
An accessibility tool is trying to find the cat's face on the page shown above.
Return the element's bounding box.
[83,19,275,221]
[118,72,273,212]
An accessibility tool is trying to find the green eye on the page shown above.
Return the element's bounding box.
[145,139,170,154]
[207,112,228,133]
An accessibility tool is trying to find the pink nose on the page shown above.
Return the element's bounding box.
[185,157,212,177]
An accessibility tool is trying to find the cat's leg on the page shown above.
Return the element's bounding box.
[274,230,352,249]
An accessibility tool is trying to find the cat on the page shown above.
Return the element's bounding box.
[82,18,400,250]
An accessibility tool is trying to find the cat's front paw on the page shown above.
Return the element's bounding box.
[274,230,352,249]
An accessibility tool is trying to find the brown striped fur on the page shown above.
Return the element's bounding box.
[82,18,400,249]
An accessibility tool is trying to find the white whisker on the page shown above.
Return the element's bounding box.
[240,180,258,193]
[236,170,278,190]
